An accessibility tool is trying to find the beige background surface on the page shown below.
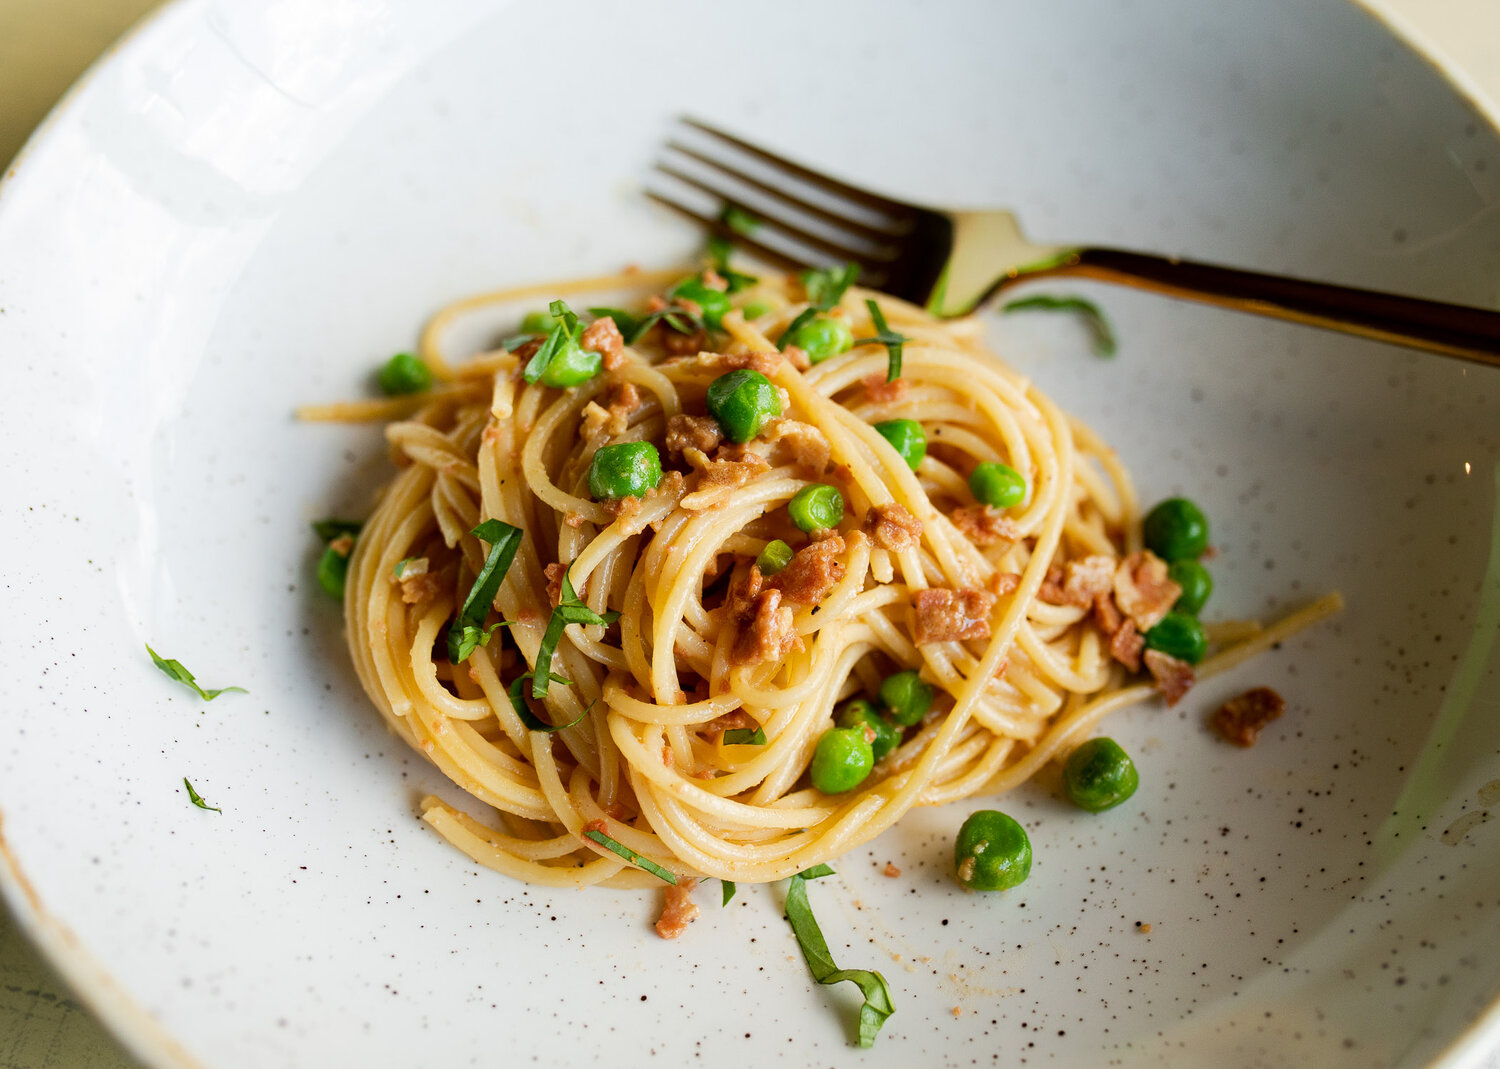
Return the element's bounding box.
[2,0,1499,1066]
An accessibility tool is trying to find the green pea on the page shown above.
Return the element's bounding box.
[954,810,1032,891]
[376,352,432,396]
[873,419,927,470]
[317,544,350,599]
[787,484,844,533]
[810,726,874,793]
[1143,497,1209,561]
[786,315,855,363]
[706,369,782,443]
[969,461,1027,509]
[519,310,553,334]
[1063,737,1139,812]
[538,341,602,388]
[739,299,772,321]
[756,539,794,575]
[588,441,663,501]
[835,698,902,763]
[878,669,933,727]
[668,276,731,329]
[1168,559,1213,615]
[1144,610,1208,664]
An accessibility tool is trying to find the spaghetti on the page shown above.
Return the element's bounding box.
[322,264,1340,891]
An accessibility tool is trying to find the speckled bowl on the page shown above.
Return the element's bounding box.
[2,0,1500,1066]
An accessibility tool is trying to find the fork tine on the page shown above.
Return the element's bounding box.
[653,163,896,268]
[643,191,806,273]
[664,141,907,245]
[681,117,919,222]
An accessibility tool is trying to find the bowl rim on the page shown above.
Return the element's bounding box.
[2,2,1498,1067]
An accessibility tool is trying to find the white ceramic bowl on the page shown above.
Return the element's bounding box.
[3,1,1500,1066]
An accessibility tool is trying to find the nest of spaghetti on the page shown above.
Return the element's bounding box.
[336,265,1319,891]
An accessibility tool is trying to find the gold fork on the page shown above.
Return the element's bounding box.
[648,117,1500,368]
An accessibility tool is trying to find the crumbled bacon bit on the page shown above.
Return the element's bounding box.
[683,445,771,494]
[883,862,901,878]
[951,505,1021,547]
[729,587,797,665]
[608,380,640,419]
[399,571,443,606]
[655,877,700,940]
[582,818,608,837]
[645,295,667,313]
[1211,686,1286,746]
[666,414,723,458]
[863,503,923,552]
[603,495,644,518]
[1114,550,1181,632]
[1143,649,1195,706]
[1109,619,1145,673]
[701,268,728,291]
[328,534,354,556]
[725,565,764,621]
[662,326,707,356]
[956,856,976,884]
[564,511,585,529]
[580,315,626,370]
[862,372,910,403]
[512,336,545,362]
[543,562,585,607]
[768,534,846,605]
[783,345,811,371]
[766,420,830,475]
[661,742,674,767]
[1061,555,1117,608]
[693,350,783,377]
[705,710,752,736]
[989,572,1022,597]
[1039,566,1067,604]
[913,587,997,644]
[1093,592,1123,635]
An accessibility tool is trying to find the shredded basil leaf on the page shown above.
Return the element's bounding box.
[183,777,221,813]
[856,299,909,382]
[146,646,246,701]
[1002,293,1117,358]
[449,620,509,664]
[707,234,758,294]
[522,299,588,383]
[446,519,523,664]
[312,519,362,542]
[531,565,620,699]
[507,673,588,733]
[777,307,819,350]
[800,263,860,311]
[722,880,737,905]
[583,829,678,884]
[720,205,760,236]
[722,727,767,746]
[621,304,707,346]
[784,865,895,1048]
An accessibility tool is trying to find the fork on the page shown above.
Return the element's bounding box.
[648,118,1500,369]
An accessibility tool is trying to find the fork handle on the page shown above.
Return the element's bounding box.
[1041,247,1500,368]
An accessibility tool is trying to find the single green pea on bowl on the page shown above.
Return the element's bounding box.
[2,1,1499,1068]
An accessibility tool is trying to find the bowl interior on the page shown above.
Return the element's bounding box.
[2,0,1500,1066]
